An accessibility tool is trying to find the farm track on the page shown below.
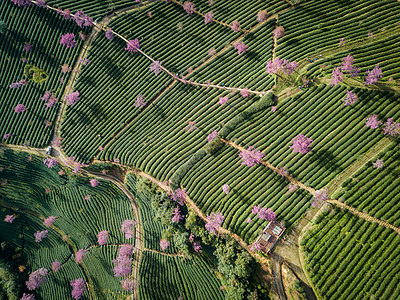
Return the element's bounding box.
[221,139,400,235]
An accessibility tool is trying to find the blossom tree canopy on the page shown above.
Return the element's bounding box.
[257,10,268,22]
[329,67,344,86]
[193,241,202,252]
[112,244,133,277]
[171,188,187,206]
[121,278,137,292]
[183,2,195,15]
[343,90,358,106]
[105,28,114,40]
[134,94,146,107]
[10,0,32,8]
[51,260,61,272]
[97,230,109,245]
[222,184,229,194]
[230,20,240,32]
[10,79,27,88]
[125,39,140,54]
[338,37,346,46]
[240,88,251,98]
[61,64,71,74]
[312,189,327,207]
[34,230,48,242]
[239,146,265,167]
[14,104,27,113]
[266,57,283,74]
[71,278,87,300]
[21,293,35,300]
[41,91,58,109]
[36,0,46,7]
[290,134,313,154]
[121,219,135,239]
[160,239,170,250]
[382,118,400,136]
[60,33,77,48]
[184,121,197,132]
[64,90,80,106]
[341,54,354,72]
[234,41,247,55]
[208,48,216,56]
[75,249,87,264]
[207,130,218,143]
[273,26,285,39]
[372,158,384,169]
[149,61,162,76]
[24,42,32,52]
[26,268,48,290]
[204,11,214,24]
[282,59,298,75]
[219,96,228,105]
[90,179,99,187]
[43,216,56,227]
[4,215,15,223]
[172,206,183,223]
[365,114,382,129]
[205,212,224,235]
[365,64,383,85]
[57,8,71,20]
[43,157,59,168]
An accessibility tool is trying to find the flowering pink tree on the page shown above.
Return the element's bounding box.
[329,67,344,86]
[208,48,216,56]
[365,114,382,129]
[43,157,59,168]
[204,11,214,24]
[273,26,285,39]
[183,2,195,15]
[10,0,32,8]
[288,184,298,192]
[26,268,48,290]
[185,121,197,132]
[338,38,346,47]
[239,146,265,167]
[121,278,137,291]
[121,219,135,239]
[222,184,229,194]
[52,260,61,272]
[105,28,114,40]
[75,249,87,264]
[341,54,354,72]
[290,134,313,154]
[4,215,15,223]
[266,57,283,74]
[41,91,58,109]
[205,212,224,235]
[160,239,169,251]
[172,207,183,223]
[219,96,228,105]
[149,61,162,76]
[343,90,358,106]
[34,230,48,242]
[252,205,276,221]
[9,79,27,88]
[207,130,218,142]
[64,90,80,106]
[372,158,384,169]
[230,20,240,33]
[171,188,187,206]
[250,242,262,252]
[90,179,99,187]
[14,104,27,113]
[97,230,109,245]
[279,167,288,176]
[193,241,202,253]
[271,106,277,112]
[71,278,87,300]
[257,10,268,22]
[282,59,298,75]
[65,157,86,174]
[312,189,327,207]
[125,39,140,54]
[21,293,35,300]
[43,216,56,227]
[134,94,146,107]
[60,33,77,48]
[240,89,251,98]
[112,244,134,277]
[24,42,32,52]
[57,8,71,19]
[365,64,383,85]
[234,41,247,55]
[382,118,400,136]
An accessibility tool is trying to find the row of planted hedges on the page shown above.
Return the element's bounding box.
[0,150,135,299]
[302,209,400,300]
[226,84,400,190]
[276,0,400,62]
[0,1,83,147]
[139,251,224,300]
[335,143,400,227]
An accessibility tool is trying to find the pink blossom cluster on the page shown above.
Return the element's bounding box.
[160,239,169,251]
[10,79,27,88]
[207,130,218,143]
[121,219,135,239]
[365,64,383,85]
[60,33,77,48]
[56,8,71,20]
[14,103,27,113]
[266,57,298,75]
[125,39,140,54]
[64,90,80,106]
[230,20,240,33]
[365,114,382,129]
[251,205,276,221]
[121,278,137,291]
[208,48,216,56]
[183,1,195,15]
[97,230,109,245]
[329,67,344,86]
[219,96,228,105]
[312,189,327,208]
[43,157,59,168]
[172,206,183,223]
[52,260,61,272]
[43,216,56,227]
[372,158,384,169]
[73,10,93,28]
[71,278,87,300]
[10,0,31,8]
[41,91,58,109]
[105,28,114,40]
[257,10,268,22]
[75,249,87,264]
[234,41,247,55]
[65,156,86,174]
[204,11,214,24]
[90,179,99,187]
[240,88,251,98]
[150,61,162,76]
[222,184,229,194]
[4,215,15,223]
[273,26,285,39]
[239,146,265,167]
[185,121,197,132]
[278,167,288,176]
[21,293,35,300]
[113,244,134,277]
[382,118,400,136]
[343,90,358,106]
[290,134,313,154]
[250,241,262,252]
[134,94,146,107]
[26,268,48,290]
[205,211,224,235]
[171,188,187,205]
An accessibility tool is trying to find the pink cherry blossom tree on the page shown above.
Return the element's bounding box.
[90,179,99,187]
[329,67,344,86]
[9,79,27,88]
[34,230,48,242]
[172,207,183,223]
[207,130,218,142]
[134,94,146,107]
[71,278,87,300]
[43,157,59,168]
[60,33,77,48]
[205,212,224,235]
[273,26,285,39]
[160,239,170,250]
[208,48,216,56]
[266,57,283,74]
[26,268,48,290]
[121,219,135,239]
[185,121,197,132]
[4,215,15,223]
[365,64,383,85]
[75,249,87,264]
[290,134,313,154]
[64,90,80,106]
[97,230,109,245]
[125,39,140,54]
[230,20,240,33]
[365,114,382,129]
[121,278,137,291]
[204,11,214,24]
[222,184,229,194]
[257,10,268,22]
[372,158,384,169]
[149,61,162,76]
[341,54,354,72]
[171,188,187,206]
[382,118,400,136]
[219,96,228,105]
[43,216,56,227]
[183,2,195,15]
[282,59,298,75]
[14,104,27,113]
[21,293,35,300]
[343,90,358,106]
[105,28,114,40]
[239,146,265,167]
[312,189,327,207]
[52,260,61,272]
[234,41,247,55]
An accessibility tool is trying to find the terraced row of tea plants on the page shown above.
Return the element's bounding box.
[302,209,400,300]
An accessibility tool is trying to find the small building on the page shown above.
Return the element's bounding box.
[254,221,286,254]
